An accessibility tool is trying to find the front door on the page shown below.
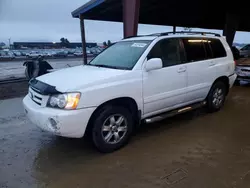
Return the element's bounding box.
[142,38,188,117]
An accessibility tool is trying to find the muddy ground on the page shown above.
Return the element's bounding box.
[1,86,250,188]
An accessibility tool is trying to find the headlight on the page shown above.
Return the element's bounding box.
[47,92,81,110]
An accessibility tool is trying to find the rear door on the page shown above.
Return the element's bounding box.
[182,38,217,103]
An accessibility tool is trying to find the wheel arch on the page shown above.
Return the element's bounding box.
[85,97,140,137]
[210,76,230,96]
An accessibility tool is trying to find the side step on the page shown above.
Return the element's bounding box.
[145,101,207,124]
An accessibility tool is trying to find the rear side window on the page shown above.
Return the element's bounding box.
[204,42,213,59]
[182,38,206,62]
[209,39,227,58]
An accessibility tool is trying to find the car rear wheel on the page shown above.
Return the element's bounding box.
[92,105,133,153]
[207,81,227,112]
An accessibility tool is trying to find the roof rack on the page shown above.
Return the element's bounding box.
[148,31,221,37]
[123,31,220,40]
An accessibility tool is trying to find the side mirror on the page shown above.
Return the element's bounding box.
[145,58,163,72]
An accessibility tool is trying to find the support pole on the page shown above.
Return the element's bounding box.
[80,14,87,65]
[123,0,140,38]
[223,14,238,47]
[173,26,176,33]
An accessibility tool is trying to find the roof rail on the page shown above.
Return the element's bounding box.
[148,31,221,37]
[122,31,220,40]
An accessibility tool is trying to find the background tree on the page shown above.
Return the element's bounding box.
[60,38,71,48]
[107,40,111,46]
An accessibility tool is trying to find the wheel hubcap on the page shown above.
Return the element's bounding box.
[212,88,224,107]
[101,114,128,144]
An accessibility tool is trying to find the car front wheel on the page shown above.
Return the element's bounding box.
[92,105,133,153]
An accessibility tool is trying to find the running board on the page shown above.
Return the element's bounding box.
[145,101,207,124]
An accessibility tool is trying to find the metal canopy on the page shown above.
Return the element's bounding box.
[72,0,250,32]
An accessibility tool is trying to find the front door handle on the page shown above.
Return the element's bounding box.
[177,66,186,73]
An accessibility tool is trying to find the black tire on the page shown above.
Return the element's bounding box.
[234,79,240,86]
[207,81,227,112]
[92,105,133,153]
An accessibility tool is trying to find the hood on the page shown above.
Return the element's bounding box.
[37,65,128,92]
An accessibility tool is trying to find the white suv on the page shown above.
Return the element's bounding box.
[23,32,236,152]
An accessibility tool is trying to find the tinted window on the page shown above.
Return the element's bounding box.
[182,38,206,62]
[209,39,227,58]
[148,38,181,67]
[204,42,213,59]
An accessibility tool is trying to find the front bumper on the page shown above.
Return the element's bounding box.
[23,95,96,138]
[236,75,250,82]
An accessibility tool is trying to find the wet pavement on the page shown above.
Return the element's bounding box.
[0,58,89,80]
[1,86,250,188]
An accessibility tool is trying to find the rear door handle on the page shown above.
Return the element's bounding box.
[177,66,186,73]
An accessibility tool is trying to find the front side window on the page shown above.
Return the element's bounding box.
[147,38,182,67]
[88,40,151,70]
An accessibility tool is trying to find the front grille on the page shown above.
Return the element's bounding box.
[29,87,43,106]
[34,95,42,101]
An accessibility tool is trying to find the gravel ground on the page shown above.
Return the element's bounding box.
[1,86,250,188]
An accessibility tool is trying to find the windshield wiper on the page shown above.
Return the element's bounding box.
[88,64,130,70]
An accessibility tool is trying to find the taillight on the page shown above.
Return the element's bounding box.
[234,61,237,71]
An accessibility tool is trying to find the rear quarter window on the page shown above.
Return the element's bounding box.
[209,39,227,58]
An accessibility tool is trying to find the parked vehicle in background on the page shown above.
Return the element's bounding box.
[0,51,15,60]
[23,32,236,153]
[73,51,83,56]
[41,51,54,58]
[235,63,250,85]
[54,50,68,58]
[90,48,99,55]
[239,44,250,57]
[12,50,22,56]
[20,51,30,56]
[86,50,91,55]
[27,51,43,58]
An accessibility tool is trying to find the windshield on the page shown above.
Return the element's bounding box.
[88,40,151,70]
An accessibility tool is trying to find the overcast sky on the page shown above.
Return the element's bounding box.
[1,0,250,45]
